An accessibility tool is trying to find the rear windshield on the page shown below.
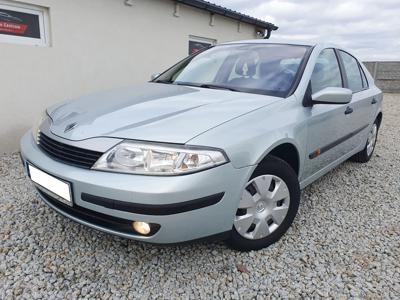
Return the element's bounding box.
[154,44,310,97]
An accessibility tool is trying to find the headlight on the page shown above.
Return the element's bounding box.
[92,141,228,175]
[32,110,49,143]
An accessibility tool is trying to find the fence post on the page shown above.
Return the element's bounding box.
[373,62,378,80]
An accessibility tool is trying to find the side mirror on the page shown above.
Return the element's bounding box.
[311,87,352,105]
[150,73,160,81]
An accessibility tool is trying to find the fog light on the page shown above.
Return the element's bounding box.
[132,221,151,235]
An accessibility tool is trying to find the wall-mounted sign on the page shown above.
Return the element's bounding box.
[189,40,212,55]
[0,1,49,46]
[188,35,216,55]
[0,9,40,38]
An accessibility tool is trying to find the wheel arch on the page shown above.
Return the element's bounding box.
[375,111,383,129]
[257,141,301,176]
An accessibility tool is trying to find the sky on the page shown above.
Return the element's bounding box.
[212,0,400,61]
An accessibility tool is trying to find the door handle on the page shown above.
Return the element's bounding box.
[371,98,378,104]
[344,106,353,115]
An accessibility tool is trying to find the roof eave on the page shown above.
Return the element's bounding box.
[174,0,278,31]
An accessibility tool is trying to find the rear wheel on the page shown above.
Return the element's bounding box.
[350,121,379,163]
[227,156,300,251]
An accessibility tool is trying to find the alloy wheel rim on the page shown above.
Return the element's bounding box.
[234,174,290,240]
[366,124,377,157]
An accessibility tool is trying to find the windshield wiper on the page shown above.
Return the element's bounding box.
[166,81,240,92]
[199,84,239,92]
[174,81,238,91]
[154,79,173,84]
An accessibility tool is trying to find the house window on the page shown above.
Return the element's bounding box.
[0,1,50,46]
[188,35,216,55]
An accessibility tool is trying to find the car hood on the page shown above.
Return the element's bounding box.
[48,83,281,144]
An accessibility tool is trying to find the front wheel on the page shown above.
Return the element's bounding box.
[227,156,300,251]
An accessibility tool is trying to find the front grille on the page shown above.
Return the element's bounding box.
[38,133,103,169]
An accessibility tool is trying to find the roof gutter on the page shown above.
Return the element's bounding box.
[174,0,278,37]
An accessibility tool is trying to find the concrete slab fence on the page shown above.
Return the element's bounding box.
[364,61,400,93]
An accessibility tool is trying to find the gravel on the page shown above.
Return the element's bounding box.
[1,94,399,299]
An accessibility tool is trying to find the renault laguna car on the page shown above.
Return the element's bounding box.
[20,41,382,251]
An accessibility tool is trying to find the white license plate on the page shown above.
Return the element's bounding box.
[28,164,73,206]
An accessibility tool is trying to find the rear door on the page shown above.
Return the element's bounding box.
[337,50,373,151]
[303,48,351,180]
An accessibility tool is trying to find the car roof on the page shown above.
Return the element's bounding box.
[220,39,340,49]
[217,39,359,58]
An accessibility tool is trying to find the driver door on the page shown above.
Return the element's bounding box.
[302,48,353,180]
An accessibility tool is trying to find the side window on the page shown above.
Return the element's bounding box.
[311,49,342,93]
[339,51,363,92]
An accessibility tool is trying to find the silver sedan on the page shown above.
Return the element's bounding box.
[20,41,382,251]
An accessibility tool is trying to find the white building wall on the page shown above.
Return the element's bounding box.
[0,0,260,153]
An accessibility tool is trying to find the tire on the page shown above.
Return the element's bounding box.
[350,120,379,163]
[227,155,300,251]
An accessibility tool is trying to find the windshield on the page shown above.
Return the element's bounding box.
[154,43,310,97]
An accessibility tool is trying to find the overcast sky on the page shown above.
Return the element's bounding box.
[213,0,400,61]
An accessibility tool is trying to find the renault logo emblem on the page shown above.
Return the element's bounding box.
[64,122,77,133]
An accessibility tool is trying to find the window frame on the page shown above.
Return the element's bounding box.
[0,0,50,47]
[336,49,369,94]
[359,63,369,89]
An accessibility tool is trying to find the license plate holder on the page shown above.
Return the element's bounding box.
[27,163,73,206]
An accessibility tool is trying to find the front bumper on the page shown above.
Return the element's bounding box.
[20,132,252,243]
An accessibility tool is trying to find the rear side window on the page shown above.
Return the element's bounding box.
[339,51,363,92]
[310,49,342,93]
